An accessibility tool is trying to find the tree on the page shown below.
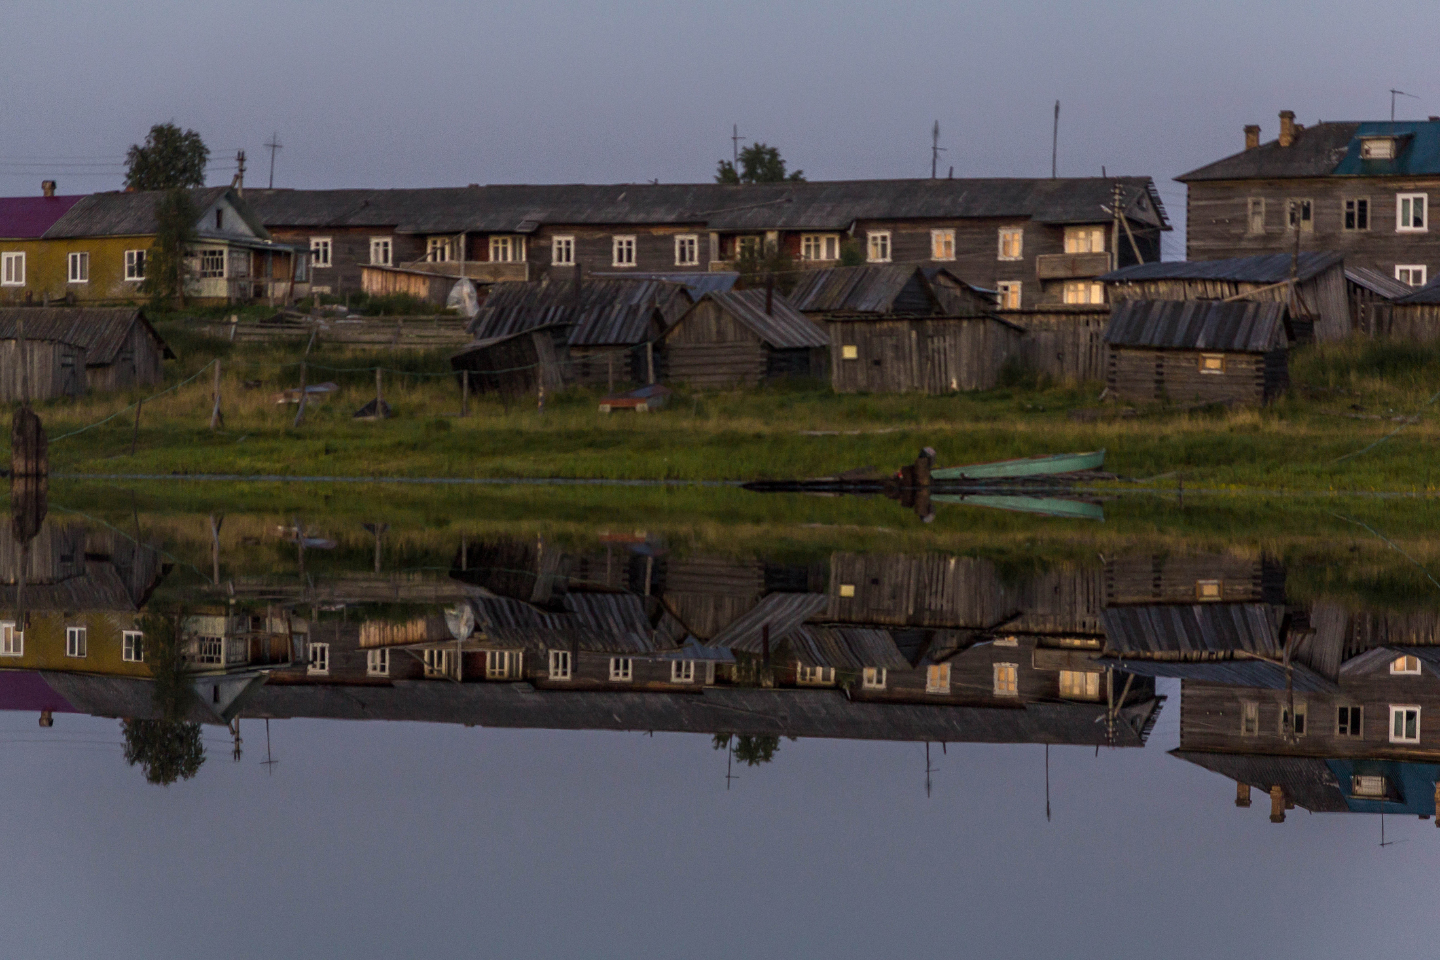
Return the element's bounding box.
[125,123,210,191]
[715,143,805,184]
[121,613,206,786]
[140,189,198,309]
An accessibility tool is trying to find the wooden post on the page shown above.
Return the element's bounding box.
[646,342,655,385]
[210,359,223,430]
[461,370,469,417]
[293,362,309,427]
[130,399,142,456]
[209,513,223,585]
[607,354,614,394]
[375,366,383,415]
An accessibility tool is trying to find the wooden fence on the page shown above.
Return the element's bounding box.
[998,307,1109,383]
[1363,303,1440,342]
[198,315,473,350]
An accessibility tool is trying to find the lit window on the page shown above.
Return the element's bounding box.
[670,660,695,683]
[1360,137,1396,160]
[425,237,452,262]
[840,345,858,361]
[1352,775,1388,798]
[926,663,951,694]
[0,621,21,657]
[548,649,572,680]
[993,662,1018,696]
[1062,281,1104,304]
[1058,670,1100,700]
[998,228,1023,260]
[1063,226,1105,254]
[1241,701,1259,735]
[1,252,26,286]
[307,642,329,675]
[862,667,887,690]
[1337,705,1363,737]
[124,249,147,281]
[1286,198,1313,232]
[122,631,144,663]
[996,281,1022,310]
[1195,579,1223,600]
[1247,198,1265,235]
[1396,265,1428,287]
[1398,193,1427,232]
[609,656,633,681]
[65,626,87,659]
[486,649,521,679]
[1280,701,1307,736]
[1391,655,1422,675]
[198,248,226,279]
[551,236,575,266]
[489,235,526,263]
[310,237,333,267]
[930,229,955,261]
[369,237,392,266]
[1344,198,1369,231]
[612,236,636,267]
[1390,705,1420,743]
[796,664,835,686]
[366,649,389,677]
[866,231,891,263]
[423,648,453,678]
[1198,354,1226,375]
[674,234,699,266]
[801,233,840,261]
[67,251,89,284]
[735,236,761,260]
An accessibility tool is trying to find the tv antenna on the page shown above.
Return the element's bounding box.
[724,735,738,790]
[924,742,937,798]
[731,124,743,164]
[931,121,946,179]
[261,718,279,774]
[1045,743,1052,822]
[229,718,243,761]
[264,132,283,189]
[1391,89,1419,123]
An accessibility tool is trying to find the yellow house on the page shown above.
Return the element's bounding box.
[0,611,152,679]
[0,185,308,307]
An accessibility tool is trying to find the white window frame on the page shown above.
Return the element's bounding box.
[67,251,89,284]
[862,667,887,690]
[1361,137,1397,160]
[0,621,20,657]
[800,233,840,262]
[1396,265,1428,287]
[65,626,87,659]
[425,237,452,262]
[366,648,390,677]
[1390,705,1421,744]
[993,662,1019,697]
[996,281,1022,310]
[735,236,761,260]
[1390,654,1423,675]
[307,642,329,675]
[1062,281,1105,305]
[124,249,147,281]
[1064,225,1106,254]
[197,247,226,279]
[489,235,526,263]
[310,237,333,268]
[609,656,633,681]
[674,234,700,266]
[122,630,144,663]
[1,252,25,286]
[486,649,522,679]
[1058,670,1100,700]
[997,228,1023,261]
[925,663,951,695]
[612,236,636,267]
[866,231,892,263]
[930,229,955,261]
[548,649,572,681]
[1398,193,1428,232]
[670,660,695,683]
[369,236,392,266]
[423,648,453,678]
[1246,197,1265,235]
[551,235,575,267]
[1344,197,1370,231]
[1286,198,1313,233]
[796,664,836,686]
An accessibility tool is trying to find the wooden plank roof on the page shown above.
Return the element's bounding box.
[42,186,266,239]
[468,278,691,347]
[0,307,174,362]
[1104,299,1289,352]
[1176,122,1362,182]
[670,290,829,349]
[1346,266,1415,300]
[1102,251,1343,285]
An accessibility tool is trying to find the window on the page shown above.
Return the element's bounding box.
[1398,193,1427,232]
[122,630,144,663]
[310,237,333,267]
[215,209,224,230]
[1058,670,1100,700]
[1062,281,1104,304]
[124,249,147,281]
[1360,137,1397,160]
[1280,701,1307,736]
[489,235,526,263]
[671,660,695,683]
[551,236,575,266]
[1198,354,1227,375]
[1344,198,1370,231]
[866,231,891,263]
[796,664,835,686]
[366,649,389,677]
[993,662,1019,696]
[0,622,20,657]
[1396,265,1428,287]
[65,627,87,659]
[1352,775,1388,798]
[992,280,1021,310]
[673,234,699,266]
[423,649,454,678]
[198,248,225,279]
[998,228,1023,260]
[609,657,633,681]
[862,667,887,690]
[930,229,955,261]
[1247,197,1265,235]
[800,233,840,261]
[840,345,859,360]
[612,235,636,267]
[193,637,224,665]
[1241,701,1259,736]
[548,649,572,681]
[1286,198,1313,232]
[1337,705,1363,738]
[1064,226,1106,254]
[926,663,951,694]
[67,251,89,283]
[369,237,392,266]
[1,252,25,286]
[426,237,454,262]
[307,642,329,675]
[294,252,308,282]
[735,236,761,260]
[486,649,521,679]
[1390,654,1422,675]
[1390,705,1420,743]
[838,583,856,596]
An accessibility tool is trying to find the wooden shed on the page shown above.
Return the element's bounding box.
[1104,300,1293,405]
[996,305,1110,382]
[1345,266,1414,338]
[789,263,995,318]
[659,290,827,388]
[0,307,172,399]
[1364,277,1440,341]
[1102,252,1346,342]
[449,323,566,399]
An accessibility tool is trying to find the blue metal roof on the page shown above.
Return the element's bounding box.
[1326,759,1440,815]
[1332,121,1440,176]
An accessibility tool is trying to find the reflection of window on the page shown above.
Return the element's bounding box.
[125,249,147,281]
[931,229,955,261]
[1247,198,1265,235]
[1196,578,1223,600]
[862,667,887,690]
[996,281,1021,310]
[198,249,226,279]
[1390,705,1420,743]
[310,237,332,267]
[66,627,87,659]
[998,228,1023,260]
[307,643,329,675]
[422,649,451,677]
[840,345,858,361]
[551,236,574,266]
[1241,701,1259,735]
[1199,354,1226,375]
[549,650,572,680]
[1337,705,1363,737]
[1391,655,1422,675]
[0,622,20,657]
[366,649,389,677]
[866,231,891,263]
[797,664,835,686]
[609,657,633,681]
[1344,198,1369,231]
[674,234,699,266]
[369,237,392,266]
[1352,775,1388,798]
[993,662,1018,696]
[801,233,840,262]
[1058,670,1100,700]
[1280,701,1307,736]
[1063,281,1104,304]
[925,664,951,694]
[122,631,144,663]
[1064,226,1105,253]
[612,236,636,267]
[485,650,522,679]
[671,661,695,683]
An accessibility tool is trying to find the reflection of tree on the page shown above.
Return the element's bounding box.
[712,733,781,766]
[121,614,206,786]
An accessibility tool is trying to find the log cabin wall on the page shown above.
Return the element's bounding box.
[1104,553,1270,606]
[1106,346,1274,404]
[85,322,165,393]
[663,299,768,387]
[999,307,1108,382]
[826,317,1022,393]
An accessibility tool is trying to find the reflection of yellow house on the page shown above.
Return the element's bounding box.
[0,611,151,678]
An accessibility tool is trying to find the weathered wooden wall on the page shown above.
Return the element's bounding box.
[86,323,165,393]
[999,307,1108,382]
[200,315,472,349]
[1107,347,1281,405]
[1107,268,1349,342]
[664,299,768,387]
[360,266,452,305]
[1365,303,1440,342]
[827,317,1022,393]
[0,340,85,402]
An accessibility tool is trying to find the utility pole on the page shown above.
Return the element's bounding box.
[1052,101,1060,179]
[1111,180,1123,272]
[233,150,246,194]
[264,133,283,189]
[930,120,946,179]
[732,124,742,164]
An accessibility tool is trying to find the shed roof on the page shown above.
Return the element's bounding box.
[671,290,828,349]
[468,279,691,347]
[1346,266,1415,300]
[0,194,86,239]
[1396,275,1440,304]
[1102,251,1343,285]
[0,307,174,362]
[787,264,956,315]
[1176,122,1362,182]
[1104,299,1289,352]
[588,271,739,299]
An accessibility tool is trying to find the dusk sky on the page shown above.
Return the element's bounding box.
[2,0,1437,259]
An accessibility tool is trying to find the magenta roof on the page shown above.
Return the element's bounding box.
[0,671,76,713]
[0,194,86,239]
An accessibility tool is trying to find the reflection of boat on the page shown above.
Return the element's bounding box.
[743,449,1106,494]
[931,449,1105,481]
[931,493,1105,521]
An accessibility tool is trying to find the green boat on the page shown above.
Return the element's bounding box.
[931,494,1105,521]
[930,449,1105,482]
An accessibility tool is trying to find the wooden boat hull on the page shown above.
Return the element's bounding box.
[930,449,1105,481]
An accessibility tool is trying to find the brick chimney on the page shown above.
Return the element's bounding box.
[1235,781,1252,807]
[41,180,56,198]
[1244,125,1261,150]
[1269,785,1287,823]
[1278,111,1296,148]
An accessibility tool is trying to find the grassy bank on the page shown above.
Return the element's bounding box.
[19,320,1440,491]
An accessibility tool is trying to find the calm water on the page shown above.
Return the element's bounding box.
[3,485,1438,959]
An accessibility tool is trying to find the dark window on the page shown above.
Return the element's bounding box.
[215,210,223,230]
[1344,198,1369,230]
[1337,705,1363,737]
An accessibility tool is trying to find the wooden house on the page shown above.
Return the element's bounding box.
[0,307,172,398]
[1104,300,1293,405]
[1102,252,1346,342]
[658,289,828,388]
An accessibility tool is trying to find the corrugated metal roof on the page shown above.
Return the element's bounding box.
[1104,299,1288,352]
[673,290,828,349]
[1396,275,1440,304]
[1103,251,1343,284]
[1346,266,1415,300]
[0,307,174,363]
[788,626,911,670]
[0,194,86,239]
[788,264,931,314]
[589,271,738,298]
[468,279,691,347]
[712,593,830,651]
[1177,122,1361,182]
[1103,603,1283,656]
[1170,750,1350,812]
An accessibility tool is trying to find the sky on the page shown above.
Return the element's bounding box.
[2,0,1438,261]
